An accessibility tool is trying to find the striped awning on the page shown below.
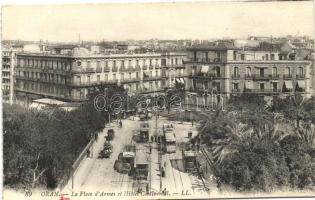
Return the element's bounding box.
[245,81,254,89]
[201,65,209,74]
[297,81,306,88]
[284,81,293,89]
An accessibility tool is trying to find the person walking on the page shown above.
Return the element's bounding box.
[86,149,90,158]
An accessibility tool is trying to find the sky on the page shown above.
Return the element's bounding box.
[2,1,314,42]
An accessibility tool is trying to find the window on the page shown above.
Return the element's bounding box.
[149,82,153,90]
[87,75,91,83]
[105,74,108,81]
[215,67,221,77]
[155,70,158,77]
[136,60,139,66]
[175,58,178,65]
[233,83,239,91]
[87,61,91,68]
[298,67,304,76]
[150,71,153,77]
[97,75,100,82]
[271,54,275,60]
[260,83,265,90]
[105,61,108,67]
[128,60,132,66]
[265,54,269,60]
[113,73,116,80]
[149,59,152,66]
[272,82,278,92]
[97,61,100,68]
[285,67,291,77]
[136,72,139,79]
[121,73,124,80]
[233,67,239,77]
[233,51,237,60]
[129,72,132,79]
[216,82,221,91]
[113,60,116,67]
[241,54,245,60]
[272,67,278,77]
[259,68,265,77]
[76,76,81,84]
[121,60,125,68]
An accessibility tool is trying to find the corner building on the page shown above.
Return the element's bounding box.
[14,48,186,105]
[184,44,312,108]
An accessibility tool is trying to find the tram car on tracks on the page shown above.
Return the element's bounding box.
[163,130,176,153]
[134,149,149,180]
[138,122,150,142]
[114,145,136,174]
[182,150,197,173]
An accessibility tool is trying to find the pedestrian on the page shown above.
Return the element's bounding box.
[95,133,98,141]
[217,178,221,190]
[164,161,166,168]
[149,145,152,154]
[86,149,90,158]
[146,183,149,194]
[151,135,154,143]
[161,167,165,177]
[119,120,122,128]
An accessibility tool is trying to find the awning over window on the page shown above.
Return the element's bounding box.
[245,81,254,89]
[143,72,150,77]
[180,78,185,84]
[284,81,293,89]
[297,81,306,88]
[201,65,209,74]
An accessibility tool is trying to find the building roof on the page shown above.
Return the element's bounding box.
[187,42,239,51]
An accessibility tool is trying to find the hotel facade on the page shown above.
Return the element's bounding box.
[183,44,312,109]
[14,48,186,105]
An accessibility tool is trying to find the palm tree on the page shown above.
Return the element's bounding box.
[211,120,255,165]
[296,121,315,148]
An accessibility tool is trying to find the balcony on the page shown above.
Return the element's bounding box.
[120,78,139,83]
[120,66,141,72]
[143,75,162,81]
[149,65,154,70]
[104,67,110,72]
[232,74,240,79]
[253,74,270,81]
[143,65,148,70]
[188,73,222,80]
[283,74,293,79]
[185,58,223,64]
[296,74,306,79]
[245,74,254,80]
[69,79,118,87]
[244,89,282,93]
[231,89,241,93]
[112,67,118,72]
[270,74,280,80]
[174,64,185,68]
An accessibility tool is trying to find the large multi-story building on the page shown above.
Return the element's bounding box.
[184,43,312,108]
[2,48,22,104]
[14,47,186,105]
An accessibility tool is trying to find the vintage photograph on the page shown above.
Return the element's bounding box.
[1,1,315,199]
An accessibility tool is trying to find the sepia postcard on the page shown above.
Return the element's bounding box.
[1,0,315,200]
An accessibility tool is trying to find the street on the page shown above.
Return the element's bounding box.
[62,115,212,199]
